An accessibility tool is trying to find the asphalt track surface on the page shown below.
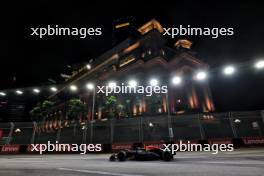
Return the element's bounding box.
[0,148,264,176]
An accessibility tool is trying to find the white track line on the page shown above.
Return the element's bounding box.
[58,168,145,176]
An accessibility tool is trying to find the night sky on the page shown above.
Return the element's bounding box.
[1,1,264,111]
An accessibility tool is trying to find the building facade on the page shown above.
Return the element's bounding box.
[52,19,215,121]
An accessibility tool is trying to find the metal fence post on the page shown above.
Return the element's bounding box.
[7,122,15,144]
[139,116,143,143]
[90,122,93,143]
[261,110,264,136]
[56,126,61,143]
[197,113,206,140]
[110,119,114,144]
[30,121,37,144]
[228,112,238,138]
[73,123,77,136]
[82,126,87,144]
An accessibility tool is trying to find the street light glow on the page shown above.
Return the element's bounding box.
[149,78,159,86]
[33,88,40,94]
[69,85,78,91]
[223,65,236,75]
[2,59,263,98]
[255,60,264,69]
[195,71,207,81]
[86,83,94,90]
[16,90,23,95]
[14,128,21,133]
[0,92,6,96]
[172,76,182,85]
[128,79,138,87]
[50,87,57,92]
[234,119,241,123]
[86,64,91,70]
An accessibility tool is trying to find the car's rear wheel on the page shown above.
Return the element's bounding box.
[162,151,173,161]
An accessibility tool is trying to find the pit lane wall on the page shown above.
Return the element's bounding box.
[1,110,264,154]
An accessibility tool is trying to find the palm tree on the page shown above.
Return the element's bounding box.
[41,100,55,132]
[41,100,55,120]
[105,95,117,119]
[30,100,55,132]
[30,104,42,122]
[67,98,87,122]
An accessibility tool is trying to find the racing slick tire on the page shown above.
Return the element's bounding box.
[117,151,127,161]
[162,151,173,161]
[109,154,116,161]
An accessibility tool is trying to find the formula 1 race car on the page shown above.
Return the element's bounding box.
[109,146,174,162]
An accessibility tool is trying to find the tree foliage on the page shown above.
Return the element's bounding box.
[30,106,42,122]
[67,98,86,120]
[30,100,55,122]
[105,95,117,119]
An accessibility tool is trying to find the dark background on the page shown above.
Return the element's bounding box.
[1,1,264,112]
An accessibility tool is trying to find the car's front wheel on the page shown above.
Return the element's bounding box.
[109,154,116,161]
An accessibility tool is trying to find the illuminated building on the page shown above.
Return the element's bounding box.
[52,19,215,120]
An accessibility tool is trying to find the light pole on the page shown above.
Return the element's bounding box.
[166,88,173,142]
[86,83,95,143]
[167,76,182,142]
[149,78,174,142]
[91,88,95,121]
[86,83,95,121]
